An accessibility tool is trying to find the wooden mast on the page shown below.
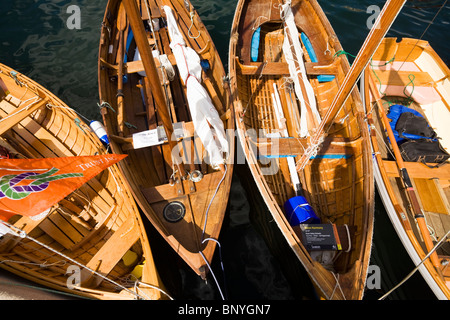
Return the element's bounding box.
[295,0,407,170]
[121,0,186,177]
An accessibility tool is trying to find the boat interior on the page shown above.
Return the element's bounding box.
[231,0,373,283]
[367,38,450,284]
[0,65,164,299]
[98,0,233,277]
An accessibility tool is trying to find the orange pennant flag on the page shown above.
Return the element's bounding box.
[0,154,127,222]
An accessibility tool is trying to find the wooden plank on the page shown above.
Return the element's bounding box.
[372,70,434,87]
[81,214,139,287]
[250,137,354,158]
[414,178,449,215]
[383,160,450,180]
[424,211,450,240]
[70,204,117,250]
[38,218,75,250]
[104,52,175,76]
[305,62,339,76]
[236,60,290,75]
[141,171,224,203]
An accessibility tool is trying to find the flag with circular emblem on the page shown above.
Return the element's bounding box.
[0,154,127,221]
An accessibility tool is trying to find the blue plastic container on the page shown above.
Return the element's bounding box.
[283,196,320,226]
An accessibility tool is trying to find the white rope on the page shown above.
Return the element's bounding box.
[251,16,269,31]
[0,259,66,268]
[118,274,174,300]
[0,96,41,125]
[296,135,324,171]
[379,229,450,300]
[199,239,226,300]
[329,272,346,300]
[344,224,352,253]
[201,164,228,239]
[188,11,200,39]
[198,164,228,300]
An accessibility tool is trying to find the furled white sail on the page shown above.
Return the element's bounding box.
[281,0,320,137]
[163,6,228,168]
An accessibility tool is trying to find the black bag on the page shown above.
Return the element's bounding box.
[399,138,450,166]
[395,112,437,139]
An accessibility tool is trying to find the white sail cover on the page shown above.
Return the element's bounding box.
[163,6,228,168]
[281,0,320,137]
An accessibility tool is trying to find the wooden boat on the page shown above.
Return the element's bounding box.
[228,0,375,299]
[363,37,450,299]
[98,0,234,280]
[0,63,169,300]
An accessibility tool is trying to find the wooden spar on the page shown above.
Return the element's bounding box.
[121,0,186,177]
[295,0,407,171]
[116,3,127,136]
[367,70,442,271]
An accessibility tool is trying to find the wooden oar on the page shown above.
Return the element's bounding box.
[295,0,407,171]
[0,97,48,136]
[272,83,301,194]
[122,0,186,178]
[368,72,442,271]
[116,3,127,136]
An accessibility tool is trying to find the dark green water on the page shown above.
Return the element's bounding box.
[0,0,448,300]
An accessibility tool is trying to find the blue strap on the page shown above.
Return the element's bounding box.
[301,32,335,83]
[251,27,261,62]
[387,104,437,143]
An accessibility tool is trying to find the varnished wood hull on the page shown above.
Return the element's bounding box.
[364,38,450,299]
[0,63,167,300]
[98,0,234,279]
[229,0,374,300]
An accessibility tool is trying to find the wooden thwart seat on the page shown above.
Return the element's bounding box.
[413,177,450,215]
[424,211,450,240]
[140,171,224,203]
[80,215,140,287]
[249,136,355,158]
[235,57,339,76]
[102,49,212,77]
[372,70,435,87]
[109,121,196,147]
[383,160,450,215]
[383,160,450,180]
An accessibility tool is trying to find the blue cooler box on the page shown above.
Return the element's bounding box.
[284,196,320,226]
